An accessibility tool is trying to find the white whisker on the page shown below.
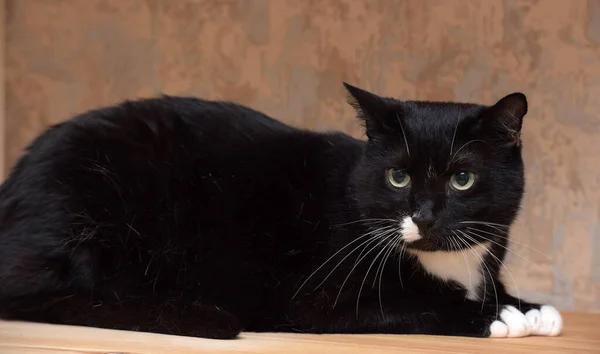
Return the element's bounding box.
[376,235,402,315]
[331,218,398,227]
[397,243,406,289]
[449,117,460,157]
[396,113,410,157]
[459,221,510,228]
[465,226,549,259]
[291,225,395,299]
[462,229,540,269]
[355,234,400,317]
[457,230,499,318]
[450,139,487,163]
[466,232,522,310]
[353,226,397,266]
[450,234,472,301]
[333,229,398,308]
[319,227,396,290]
[372,235,399,288]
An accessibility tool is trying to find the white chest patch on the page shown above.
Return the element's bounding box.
[408,242,490,300]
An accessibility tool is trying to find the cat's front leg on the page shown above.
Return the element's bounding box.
[419,301,553,338]
[440,297,563,338]
[290,295,560,338]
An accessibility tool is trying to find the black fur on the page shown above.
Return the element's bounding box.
[0,83,544,339]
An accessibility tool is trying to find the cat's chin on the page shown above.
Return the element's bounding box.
[403,236,471,253]
[403,238,445,252]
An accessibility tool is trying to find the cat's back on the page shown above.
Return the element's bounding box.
[8,96,308,184]
[1,96,303,201]
[0,95,362,254]
[72,95,297,148]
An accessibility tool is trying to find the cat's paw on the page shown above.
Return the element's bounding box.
[488,305,532,338]
[525,305,562,336]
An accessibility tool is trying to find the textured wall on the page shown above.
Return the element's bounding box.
[6,0,600,312]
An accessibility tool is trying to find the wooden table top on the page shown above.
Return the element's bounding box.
[0,312,598,354]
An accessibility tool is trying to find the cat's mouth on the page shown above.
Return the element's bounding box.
[401,237,443,252]
[398,216,484,252]
[399,228,482,253]
[401,234,477,252]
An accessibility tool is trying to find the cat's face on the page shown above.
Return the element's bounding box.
[346,84,527,252]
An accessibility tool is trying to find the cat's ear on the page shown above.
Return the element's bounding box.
[482,92,528,147]
[343,83,391,138]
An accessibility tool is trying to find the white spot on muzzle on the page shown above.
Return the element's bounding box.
[400,216,421,243]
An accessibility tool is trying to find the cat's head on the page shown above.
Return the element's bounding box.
[346,83,527,252]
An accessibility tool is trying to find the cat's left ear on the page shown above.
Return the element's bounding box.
[484,92,528,147]
[343,83,392,139]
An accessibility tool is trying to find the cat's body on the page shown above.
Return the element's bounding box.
[0,84,562,339]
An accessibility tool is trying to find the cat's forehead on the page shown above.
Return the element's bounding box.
[398,102,484,141]
[401,101,484,131]
[393,102,487,172]
[402,146,480,181]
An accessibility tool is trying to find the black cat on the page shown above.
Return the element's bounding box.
[0,83,562,339]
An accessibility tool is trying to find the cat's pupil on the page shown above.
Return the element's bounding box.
[454,172,470,186]
[393,170,407,181]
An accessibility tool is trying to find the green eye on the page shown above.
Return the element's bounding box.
[387,168,411,188]
[450,171,476,191]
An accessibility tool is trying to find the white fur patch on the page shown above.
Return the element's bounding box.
[399,216,421,243]
[526,305,563,336]
[489,320,510,337]
[489,305,563,338]
[409,242,489,300]
[489,305,532,338]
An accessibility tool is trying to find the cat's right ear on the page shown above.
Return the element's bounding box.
[483,92,528,148]
[343,83,391,138]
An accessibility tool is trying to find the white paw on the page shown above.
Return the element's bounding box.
[525,308,542,334]
[526,305,562,336]
[489,305,531,338]
[489,320,508,337]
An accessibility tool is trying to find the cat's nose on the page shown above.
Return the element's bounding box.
[412,213,435,231]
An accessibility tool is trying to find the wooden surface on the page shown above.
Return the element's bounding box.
[0,312,598,354]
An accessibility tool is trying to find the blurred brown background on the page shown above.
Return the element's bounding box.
[2,0,599,312]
